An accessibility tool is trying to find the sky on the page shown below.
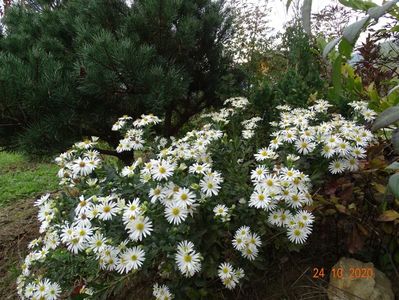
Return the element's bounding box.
[266,0,385,34]
[268,0,385,37]
[241,0,390,46]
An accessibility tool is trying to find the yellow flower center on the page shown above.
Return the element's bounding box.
[136,223,144,231]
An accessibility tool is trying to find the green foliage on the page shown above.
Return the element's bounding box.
[338,0,376,11]
[388,173,399,198]
[0,0,235,155]
[0,151,25,168]
[251,21,324,111]
[323,0,398,58]
[371,105,399,132]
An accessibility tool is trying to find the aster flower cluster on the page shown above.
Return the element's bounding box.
[241,116,262,139]
[153,283,174,300]
[232,226,262,260]
[54,146,101,186]
[249,164,314,244]
[201,96,250,124]
[213,204,231,222]
[114,114,161,153]
[265,99,374,175]
[348,100,378,122]
[17,278,61,300]
[218,262,245,290]
[247,99,375,244]
[175,241,202,277]
[17,111,226,298]
[17,97,375,299]
[17,197,61,298]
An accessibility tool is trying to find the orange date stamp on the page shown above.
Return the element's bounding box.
[312,267,374,280]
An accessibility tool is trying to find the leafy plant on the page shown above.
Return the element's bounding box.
[17,97,375,299]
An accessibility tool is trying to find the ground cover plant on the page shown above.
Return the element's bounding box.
[0,152,58,206]
[0,152,59,298]
[16,96,376,299]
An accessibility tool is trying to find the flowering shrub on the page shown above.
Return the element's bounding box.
[17,97,375,299]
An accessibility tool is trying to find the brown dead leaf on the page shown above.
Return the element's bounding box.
[347,225,365,254]
[335,204,348,214]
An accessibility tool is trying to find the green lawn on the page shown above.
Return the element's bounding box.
[0,152,59,206]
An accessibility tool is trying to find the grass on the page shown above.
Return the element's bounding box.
[0,152,59,206]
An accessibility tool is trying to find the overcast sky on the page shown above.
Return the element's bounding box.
[251,0,389,44]
[266,0,385,34]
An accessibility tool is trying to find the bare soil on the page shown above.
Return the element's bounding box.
[0,198,39,300]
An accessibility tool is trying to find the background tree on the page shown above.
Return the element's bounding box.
[312,3,354,40]
[0,0,235,156]
[224,0,272,63]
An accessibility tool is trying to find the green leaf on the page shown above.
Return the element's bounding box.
[338,38,354,59]
[339,0,377,11]
[388,173,399,198]
[367,0,399,20]
[342,17,370,44]
[390,25,399,32]
[386,161,399,171]
[301,0,312,35]
[388,83,399,95]
[323,37,341,58]
[371,105,399,131]
[332,56,343,97]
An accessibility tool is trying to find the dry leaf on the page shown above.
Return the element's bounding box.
[377,210,399,222]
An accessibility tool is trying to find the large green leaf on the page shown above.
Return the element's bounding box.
[338,38,354,59]
[371,105,399,131]
[339,0,377,11]
[323,37,341,58]
[332,56,343,97]
[388,83,399,95]
[368,0,399,20]
[389,173,399,197]
[386,161,399,171]
[392,128,399,153]
[301,0,312,35]
[388,173,399,198]
[342,17,370,44]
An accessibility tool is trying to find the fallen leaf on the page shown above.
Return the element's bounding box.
[376,210,399,222]
[373,183,386,194]
[347,225,365,254]
[336,204,348,214]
